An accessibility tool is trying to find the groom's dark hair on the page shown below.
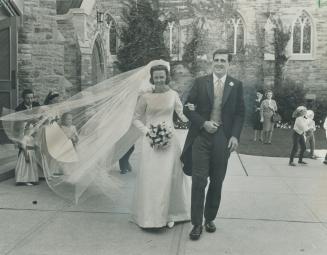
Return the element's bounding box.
[212,49,232,62]
[149,65,170,85]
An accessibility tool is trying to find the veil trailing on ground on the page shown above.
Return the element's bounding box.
[1,60,170,203]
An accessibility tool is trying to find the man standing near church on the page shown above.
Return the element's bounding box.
[181,49,245,240]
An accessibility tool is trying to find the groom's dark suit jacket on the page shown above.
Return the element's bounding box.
[181,74,245,176]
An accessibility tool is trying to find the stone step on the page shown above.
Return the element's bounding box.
[0,158,16,182]
[0,144,17,182]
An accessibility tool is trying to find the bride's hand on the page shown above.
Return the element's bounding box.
[144,127,151,136]
[179,115,189,123]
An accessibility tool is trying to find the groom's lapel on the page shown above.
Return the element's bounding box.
[205,74,214,106]
[222,75,233,106]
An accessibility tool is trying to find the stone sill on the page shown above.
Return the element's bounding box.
[264,53,274,61]
[264,54,315,61]
[289,54,315,61]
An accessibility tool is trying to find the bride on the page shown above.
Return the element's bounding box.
[132,63,191,228]
[0,60,191,228]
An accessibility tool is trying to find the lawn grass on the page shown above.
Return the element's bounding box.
[238,125,327,157]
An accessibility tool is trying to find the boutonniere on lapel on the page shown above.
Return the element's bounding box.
[229,82,234,87]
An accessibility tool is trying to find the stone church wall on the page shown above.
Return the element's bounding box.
[159,0,327,100]
[57,18,82,96]
[18,0,66,102]
[16,0,327,104]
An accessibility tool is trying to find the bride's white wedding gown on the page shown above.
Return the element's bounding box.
[132,89,191,228]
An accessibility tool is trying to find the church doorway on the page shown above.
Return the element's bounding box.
[0,16,18,143]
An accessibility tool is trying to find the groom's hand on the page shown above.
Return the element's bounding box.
[203,121,218,134]
[228,136,238,153]
[185,103,196,111]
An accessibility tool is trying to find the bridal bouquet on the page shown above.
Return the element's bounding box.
[146,122,173,150]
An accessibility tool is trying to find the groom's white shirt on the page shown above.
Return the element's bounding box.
[213,73,227,85]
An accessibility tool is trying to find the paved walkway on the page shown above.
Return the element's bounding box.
[1,135,327,255]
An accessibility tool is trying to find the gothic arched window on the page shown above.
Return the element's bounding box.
[264,15,276,60]
[92,37,105,84]
[226,13,246,54]
[106,14,118,55]
[292,11,313,55]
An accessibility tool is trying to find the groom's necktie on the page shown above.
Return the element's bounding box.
[210,79,224,125]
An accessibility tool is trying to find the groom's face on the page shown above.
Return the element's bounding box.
[212,54,229,78]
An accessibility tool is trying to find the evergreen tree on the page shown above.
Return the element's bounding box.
[182,27,200,75]
[117,0,170,71]
[272,17,291,88]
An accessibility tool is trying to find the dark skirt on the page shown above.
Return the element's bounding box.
[253,111,263,130]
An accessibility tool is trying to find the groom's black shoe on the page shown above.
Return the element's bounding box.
[205,221,216,233]
[189,225,202,240]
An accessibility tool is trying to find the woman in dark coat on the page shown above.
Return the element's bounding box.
[253,91,263,141]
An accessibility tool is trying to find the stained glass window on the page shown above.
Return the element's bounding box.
[264,16,275,56]
[106,14,118,55]
[226,13,245,54]
[292,12,312,54]
[303,21,311,54]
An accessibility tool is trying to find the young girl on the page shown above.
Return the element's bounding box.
[60,113,79,146]
[15,122,39,185]
[306,110,316,159]
[289,106,309,166]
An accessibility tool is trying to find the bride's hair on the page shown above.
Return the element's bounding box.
[149,65,170,85]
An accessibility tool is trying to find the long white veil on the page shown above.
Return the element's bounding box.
[1,60,170,203]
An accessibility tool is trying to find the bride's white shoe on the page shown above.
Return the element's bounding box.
[167,221,175,228]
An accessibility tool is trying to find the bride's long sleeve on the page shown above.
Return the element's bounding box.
[133,95,149,135]
[174,92,188,122]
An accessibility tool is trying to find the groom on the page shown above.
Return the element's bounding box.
[181,49,245,240]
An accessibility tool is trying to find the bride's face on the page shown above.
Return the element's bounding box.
[152,70,167,86]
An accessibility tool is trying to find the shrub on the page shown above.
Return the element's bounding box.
[311,99,327,127]
[273,79,307,124]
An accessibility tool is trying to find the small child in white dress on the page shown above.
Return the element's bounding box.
[60,113,79,146]
[15,122,39,186]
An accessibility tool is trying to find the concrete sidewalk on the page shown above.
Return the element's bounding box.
[1,143,327,254]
